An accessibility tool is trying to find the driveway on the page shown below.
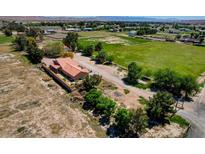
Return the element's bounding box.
[178,87,205,137]
[73,53,153,99]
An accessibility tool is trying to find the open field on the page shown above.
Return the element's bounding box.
[79,31,205,77]
[0,44,105,137]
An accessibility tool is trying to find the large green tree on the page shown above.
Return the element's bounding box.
[63,32,78,51]
[145,92,176,125]
[153,68,181,95]
[180,76,199,98]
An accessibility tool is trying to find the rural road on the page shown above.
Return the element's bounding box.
[73,53,153,99]
[178,86,205,137]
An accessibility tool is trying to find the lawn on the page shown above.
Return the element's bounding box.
[0,35,13,44]
[79,33,205,77]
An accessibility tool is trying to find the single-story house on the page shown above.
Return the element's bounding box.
[42,57,89,81]
[65,28,81,32]
[83,28,93,31]
[128,30,137,37]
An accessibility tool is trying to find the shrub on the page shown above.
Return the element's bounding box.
[145,92,176,125]
[129,108,148,135]
[83,45,94,56]
[95,42,103,51]
[13,35,27,51]
[44,41,64,58]
[4,29,12,36]
[114,108,132,131]
[85,89,102,107]
[61,52,74,58]
[127,62,142,85]
[28,47,44,64]
[83,74,102,91]
[95,50,114,64]
[124,89,130,94]
[96,96,116,117]
[26,37,37,52]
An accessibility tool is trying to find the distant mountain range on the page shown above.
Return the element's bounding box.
[0,16,205,23]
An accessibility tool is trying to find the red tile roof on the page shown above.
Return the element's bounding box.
[56,58,89,78]
[42,57,89,79]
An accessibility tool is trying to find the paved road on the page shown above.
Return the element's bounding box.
[73,53,153,99]
[178,87,205,137]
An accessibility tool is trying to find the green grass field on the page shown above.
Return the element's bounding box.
[0,35,13,44]
[79,31,205,77]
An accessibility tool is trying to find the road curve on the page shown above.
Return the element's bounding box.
[178,87,205,138]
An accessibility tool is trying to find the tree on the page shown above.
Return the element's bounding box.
[4,29,12,36]
[83,45,94,57]
[95,50,113,64]
[180,76,199,98]
[129,109,148,136]
[26,28,41,38]
[44,41,64,58]
[96,96,116,117]
[26,37,37,52]
[114,108,132,132]
[82,74,102,91]
[153,68,181,96]
[13,35,27,51]
[63,32,78,51]
[95,42,103,51]
[85,89,102,107]
[127,62,142,85]
[28,47,44,64]
[95,50,107,64]
[145,92,176,125]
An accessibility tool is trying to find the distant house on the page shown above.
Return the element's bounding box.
[65,28,81,32]
[168,29,180,34]
[42,58,89,81]
[44,29,56,35]
[83,28,93,31]
[128,30,137,37]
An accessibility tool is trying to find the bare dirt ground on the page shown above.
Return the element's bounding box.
[142,123,187,138]
[0,45,105,138]
[97,36,130,45]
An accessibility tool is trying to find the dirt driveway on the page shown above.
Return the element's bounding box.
[0,45,105,137]
[73,53,153,109]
